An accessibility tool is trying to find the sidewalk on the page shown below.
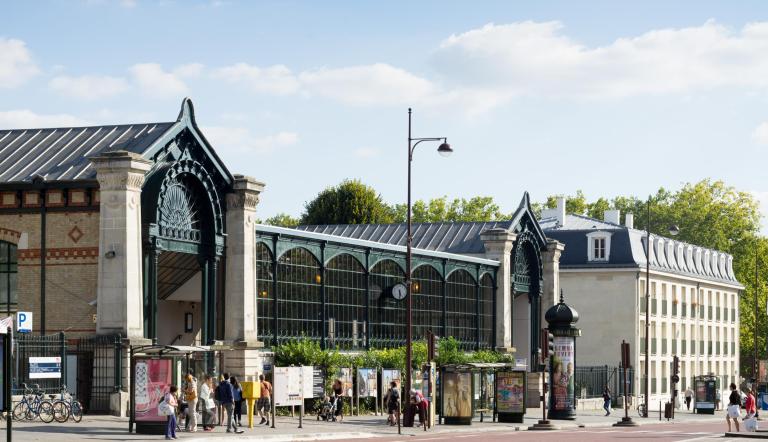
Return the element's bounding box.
[0,407,729,441]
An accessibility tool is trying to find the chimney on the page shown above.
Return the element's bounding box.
[625,213,634,229]
[556,196,566,227]
[604,209,620,225]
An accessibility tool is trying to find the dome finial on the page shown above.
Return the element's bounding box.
[560,288,565,304]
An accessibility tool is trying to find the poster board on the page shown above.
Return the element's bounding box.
[496,370,525,421]
[335,367,353,396]
[29,356,62,379]
[357,368,377,398]
[442,371,472,424]
[551,337,575,411]
[134,358,173,422]
[274,366,304,406]
[312,366,326,398]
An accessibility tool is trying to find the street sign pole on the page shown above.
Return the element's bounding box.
[614,341,638,427]
[6,326,12,442]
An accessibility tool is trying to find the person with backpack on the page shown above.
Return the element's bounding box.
[602,386,612,416]
[216,373,243,434]
[384,381,400,426]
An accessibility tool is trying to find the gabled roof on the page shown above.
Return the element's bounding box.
[0,98,233,185]
[298,192,548,255]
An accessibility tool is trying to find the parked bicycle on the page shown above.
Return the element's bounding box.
[636,394,647,417]
[51,385,83,423]
[13,383,55,423]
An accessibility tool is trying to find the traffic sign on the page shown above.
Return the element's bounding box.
[16,312,32,334]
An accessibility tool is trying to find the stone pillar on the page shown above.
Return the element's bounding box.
[223,175,265,378]
[541,239,565,317]
[480,228,516,351]
[92,151,152,338]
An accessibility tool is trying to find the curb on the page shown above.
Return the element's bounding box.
[186,431,380,442]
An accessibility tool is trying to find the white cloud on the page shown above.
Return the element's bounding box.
[174,63,204,78]
[432,20,768,101]
[202,126,298,154]
[130,63,188,98]
[0,110,88,129]
[752,122,768,145]
[353,147,380,159]
[49,75,128,100]
[0,38,39,88]
[213,63,300,95]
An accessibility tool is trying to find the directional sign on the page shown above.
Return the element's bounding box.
[16,312,32,334]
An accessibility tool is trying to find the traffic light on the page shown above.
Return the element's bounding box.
[671,356,680,384]
[543,331,555,359]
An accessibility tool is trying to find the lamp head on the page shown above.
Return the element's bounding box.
[668,225,680,236]
[437,140,453,157]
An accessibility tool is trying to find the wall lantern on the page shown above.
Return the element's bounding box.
[260,290,269,298]
[315,274,322,284]
[184,312,193,333]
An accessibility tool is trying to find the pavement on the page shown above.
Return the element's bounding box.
[0,407,757,441]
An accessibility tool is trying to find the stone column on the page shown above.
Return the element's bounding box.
[541,239,565,316]
[92,151,152,339]
[480,228,516,351]
[223,175,265,378]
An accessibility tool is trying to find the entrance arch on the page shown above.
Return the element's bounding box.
[511,229,544,364]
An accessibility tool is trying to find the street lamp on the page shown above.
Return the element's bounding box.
[405,108,452,395]
[643,197,679,418]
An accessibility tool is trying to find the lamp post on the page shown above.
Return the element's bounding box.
[642,197,679,417]
[754,244,759,386]
[405,108,452,395]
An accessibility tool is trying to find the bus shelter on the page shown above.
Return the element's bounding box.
[440,362,521,425]
[128,345,212,434]
[693,375,718,415]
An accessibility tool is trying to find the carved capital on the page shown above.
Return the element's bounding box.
[91,150,152,192]
[96,171,147,191]
[227,174,265,211]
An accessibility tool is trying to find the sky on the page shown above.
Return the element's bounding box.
[3,0,768,231]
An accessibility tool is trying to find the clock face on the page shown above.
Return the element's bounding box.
[392,283,407,301]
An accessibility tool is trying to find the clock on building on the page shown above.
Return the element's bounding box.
[391,283,407,301]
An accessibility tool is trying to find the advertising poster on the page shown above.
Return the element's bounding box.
[496,371,525,414]
[442,372,472,417]
[29,356,62,379]
[357,368,377,398]
[335,368,353,397]
[551,337,575,411]
[382,369,400,390]
[134,358,172,422]
[274,366,303,406]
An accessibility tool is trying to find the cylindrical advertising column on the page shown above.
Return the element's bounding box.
[545,291,580,421]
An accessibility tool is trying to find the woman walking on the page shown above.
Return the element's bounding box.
[726,383,741,432]
[230,376,243,428]
[333,379,344,422]
[200,375,216,431]
[184,373,198,432]
[163,385,179,440]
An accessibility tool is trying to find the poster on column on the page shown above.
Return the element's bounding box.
[551,337,575,411]
[134,358,172,422]
[357,368,377,398]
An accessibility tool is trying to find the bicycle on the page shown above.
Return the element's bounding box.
[13,383,55,423]
[51,385,83,423]
[636,395,647,417]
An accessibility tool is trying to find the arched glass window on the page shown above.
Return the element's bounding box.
[370,260,405,347]
[479,273,494,349]
[255,242,274,346]
[0,241,17,315]
[326,254,366,349]
[277,247,321,343]
[413,265,443,342]
[445,269,476,350]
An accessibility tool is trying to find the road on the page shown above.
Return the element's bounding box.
[338,421,746,442]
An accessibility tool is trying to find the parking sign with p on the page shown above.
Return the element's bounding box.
[17,312,32,334]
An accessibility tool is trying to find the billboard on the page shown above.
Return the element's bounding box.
[442,372,472,417]
[134,358,172,422]
[496,371,525,414]
[551,337,575,411]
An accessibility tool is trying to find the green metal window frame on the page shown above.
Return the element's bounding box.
[255,242,274,346]
[445,269,477,350]
[479,273,494,349]
[412,265,444,343]
[277,247,322,343]
[326,253,367,348]
[370,259,406,347]
[0,241,17,315]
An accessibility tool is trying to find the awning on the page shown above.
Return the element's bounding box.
[131,344,211,357]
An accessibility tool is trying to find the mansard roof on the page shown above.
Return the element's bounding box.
[298,192,548,255]
[0,98,232,185]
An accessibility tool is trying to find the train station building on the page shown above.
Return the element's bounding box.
[0,98,563,414]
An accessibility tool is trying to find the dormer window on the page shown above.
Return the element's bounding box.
[587,231,613,262]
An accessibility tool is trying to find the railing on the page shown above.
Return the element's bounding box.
[14,332,66,395]
[574,365,634,399]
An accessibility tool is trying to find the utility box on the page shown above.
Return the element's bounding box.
[241,381,260,399]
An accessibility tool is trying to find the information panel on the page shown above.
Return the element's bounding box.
[29,357,62,379]
[274,366,303,406]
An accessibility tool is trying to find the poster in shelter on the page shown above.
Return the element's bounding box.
[442,372,472,417]
[496,371,525,414]
[134,358,172,422]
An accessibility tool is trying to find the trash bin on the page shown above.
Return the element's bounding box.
[664,402,674,419]
[403,403,416,427]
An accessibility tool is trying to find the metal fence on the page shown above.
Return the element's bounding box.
[14,333,123,414]
[574,365,634,399]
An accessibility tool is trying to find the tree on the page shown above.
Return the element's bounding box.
[391,196,508,223]
[264,213,300,227]
[300,179,394,225]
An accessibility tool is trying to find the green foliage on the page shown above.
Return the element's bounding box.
[435,336,468,365]
[545,190,588,215]
[391,196,509,223]
[301,179,394,225]
[264,213,300,227]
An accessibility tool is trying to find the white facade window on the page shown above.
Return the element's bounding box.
[587,231,612,262]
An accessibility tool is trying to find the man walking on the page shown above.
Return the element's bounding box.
[602,386,612,416]
[217,373,243,434]
[684,387,693,411]
[258,374,272,425]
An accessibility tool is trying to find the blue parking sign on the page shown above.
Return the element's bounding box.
[17,312,32,334]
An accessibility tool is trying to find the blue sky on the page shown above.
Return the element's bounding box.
[3,0,768,230]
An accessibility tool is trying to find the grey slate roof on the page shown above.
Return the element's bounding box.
[0,122,176,182]
[541,214,743,287]
[299,220,513,254]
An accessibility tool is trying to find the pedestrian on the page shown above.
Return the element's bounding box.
[258,374,272,425]
[715,389,721,411]
[217,372,243,434]
[184,373,198,432]
[200,375,216,431]
[745,388,757,421]
[684,387,693,411]
[409,389,428,430]
[162,385,179,440]
[230,376,243,428]
[384,381,400,426]
[333,379,344,422]
[602,386,612,416]
[726,383,741,432]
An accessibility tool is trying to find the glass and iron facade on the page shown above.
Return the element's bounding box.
[255,225,498,350]
[0,241,17,315]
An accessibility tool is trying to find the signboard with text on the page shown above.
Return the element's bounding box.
[29,356,61,379]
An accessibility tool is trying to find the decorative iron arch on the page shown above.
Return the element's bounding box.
[511,230,543,295]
